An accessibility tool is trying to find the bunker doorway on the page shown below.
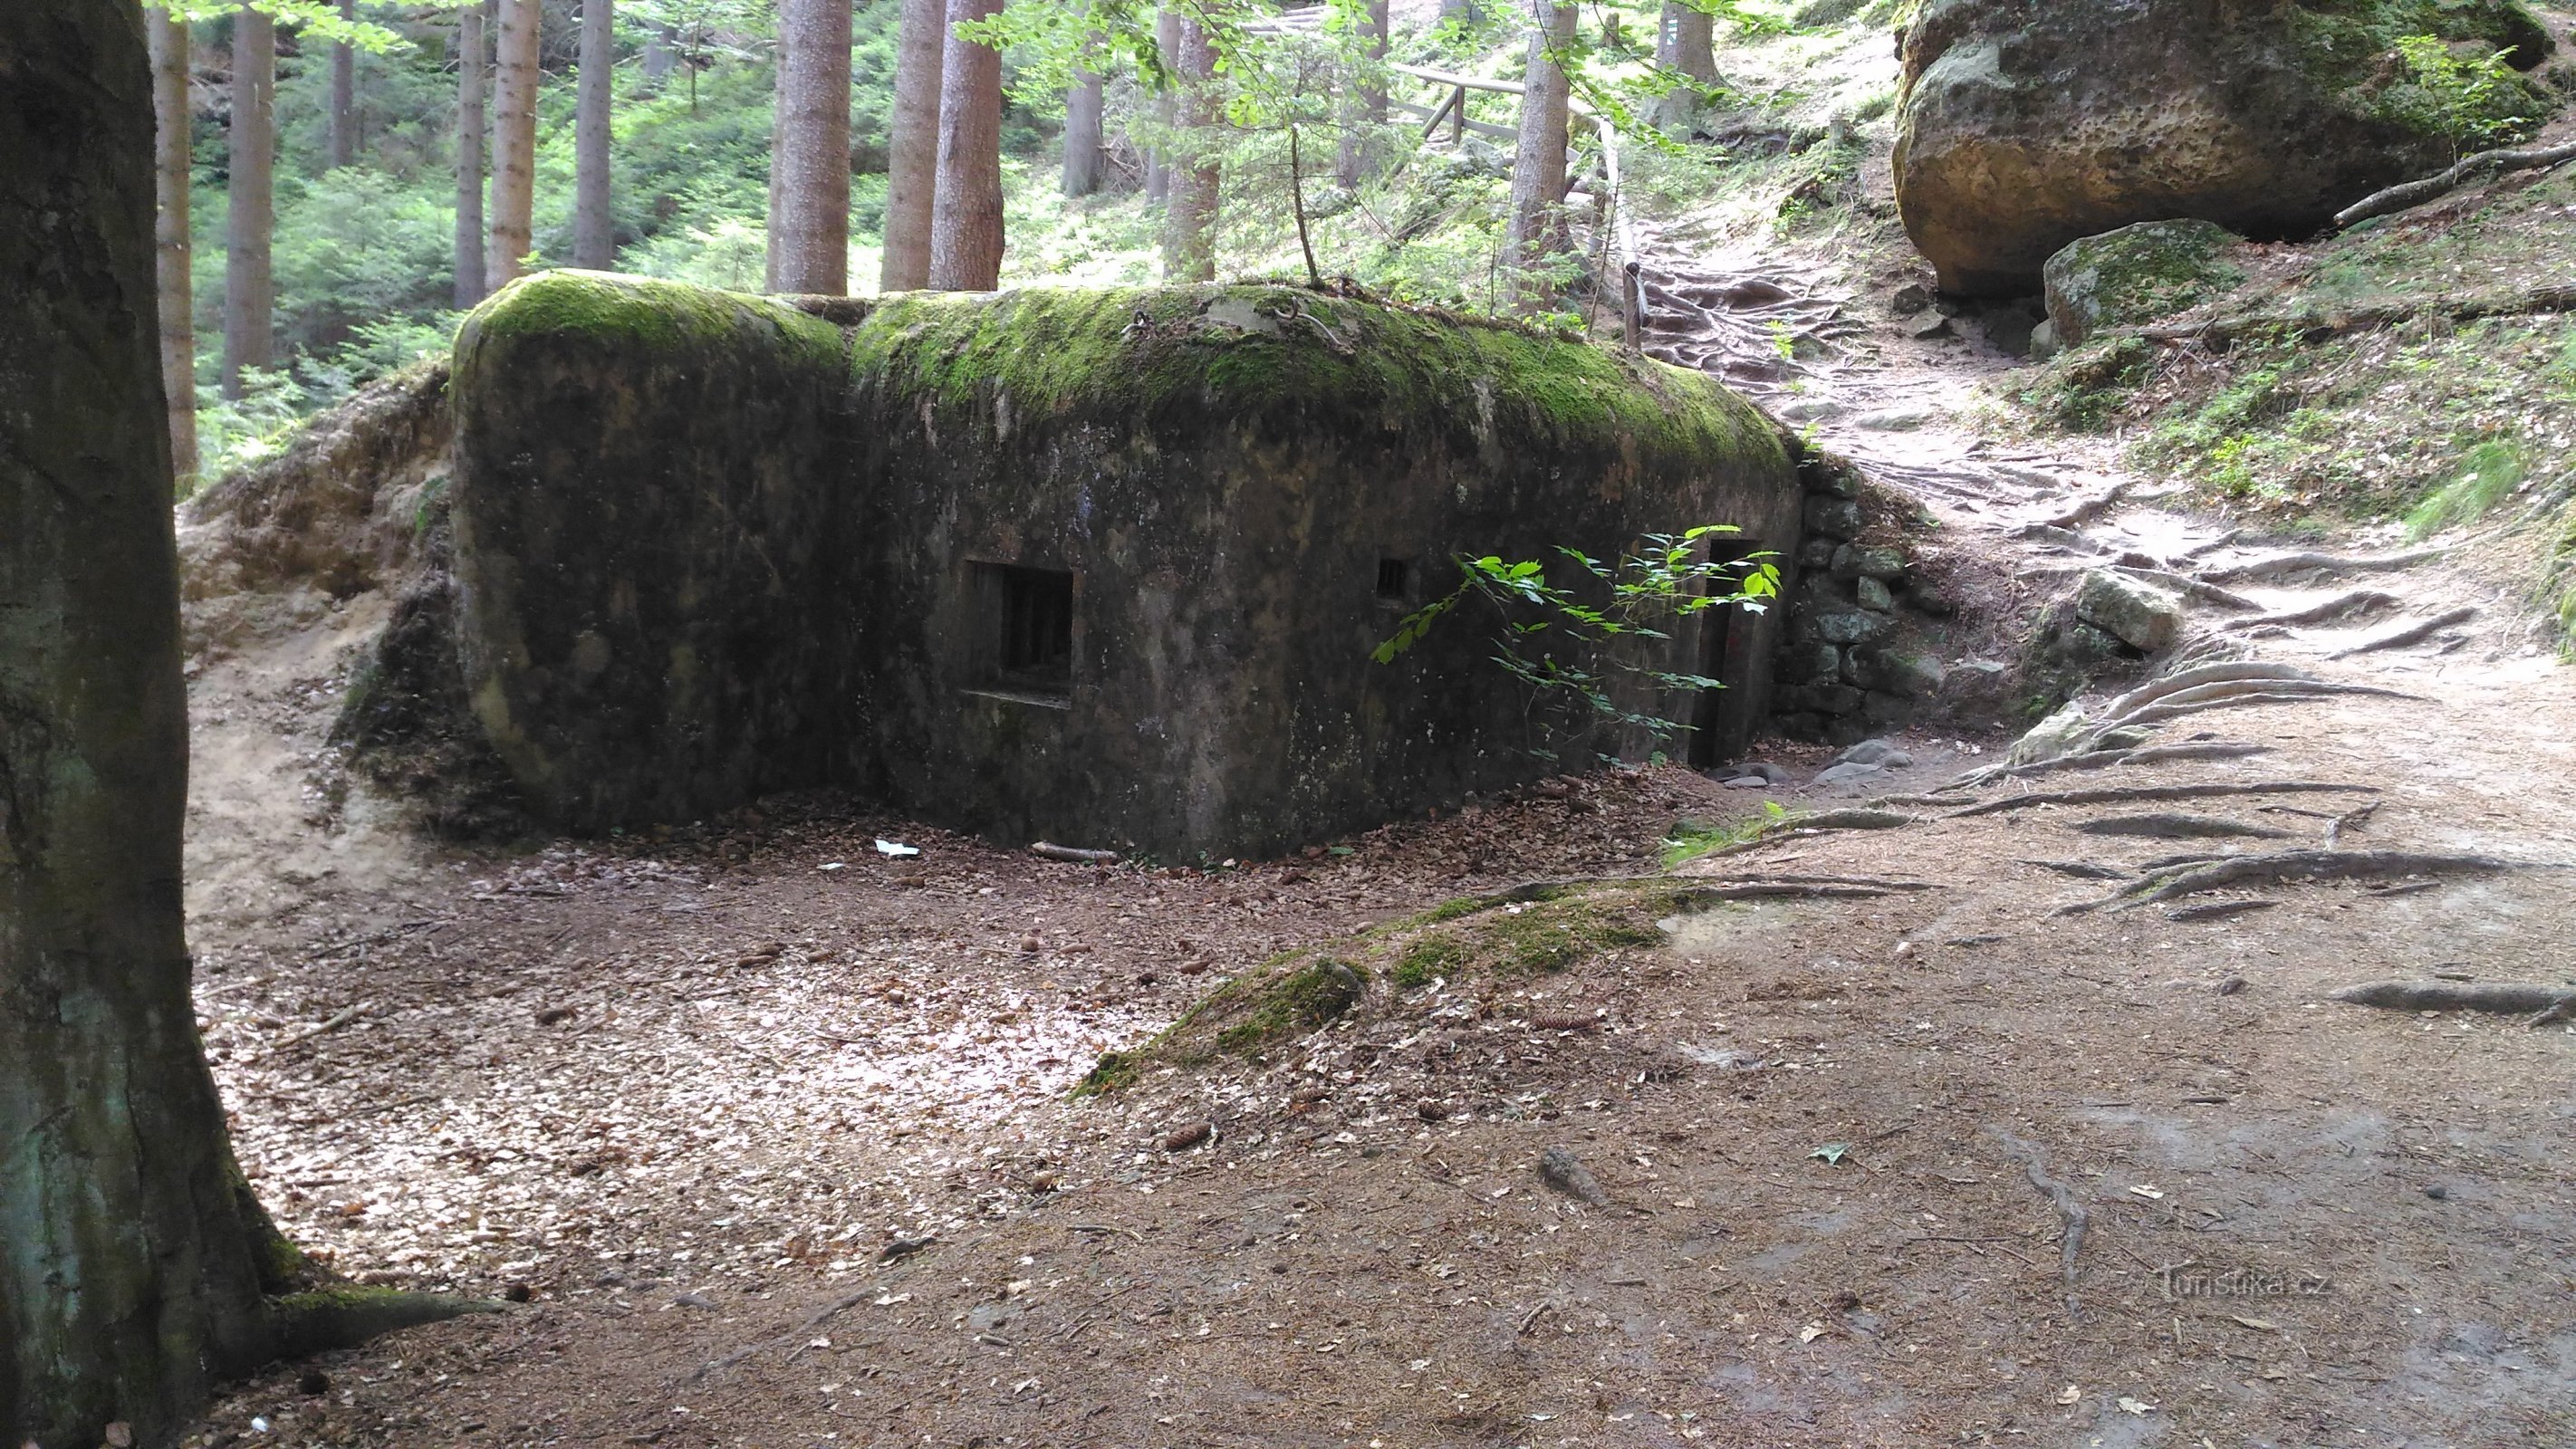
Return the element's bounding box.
[1687,542,1767,769]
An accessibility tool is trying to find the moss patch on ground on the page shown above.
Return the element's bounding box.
[1078,882,1677,1093]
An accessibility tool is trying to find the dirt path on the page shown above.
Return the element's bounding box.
[178,273,2576,1448]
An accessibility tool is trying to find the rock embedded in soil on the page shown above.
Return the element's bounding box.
[2075,569,2184,653]
[2043,219,2247,348]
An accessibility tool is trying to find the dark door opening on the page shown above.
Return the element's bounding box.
[1687,542,1764,768]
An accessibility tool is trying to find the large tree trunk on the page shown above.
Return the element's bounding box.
[220,2,274,398]
[1143,7,1177,202]
[1336,0,1389,187]
[573,0,616,269]
[328,0,357,168]
[1062,62,1104,197]
[1658,2,1717,82]
[455,1,489,306]
[488,0,541,287]
[5,6,287,1438]
[4,13,484,1444]
[148,4,199,483]
[879,0,944,290]
[767,0,853,293]
[926,0,1004,291]
[1502,0,1574,311]
[1161,14,1220,282]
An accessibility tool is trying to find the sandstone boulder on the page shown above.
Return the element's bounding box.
[2076,569,2184,653]
[2044,219,2246,349]
[1893,0,2550,295]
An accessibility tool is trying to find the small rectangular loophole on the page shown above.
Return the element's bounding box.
[1375,557,1410,600]
[970,561,1074,696]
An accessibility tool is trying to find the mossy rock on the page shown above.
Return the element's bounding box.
[2043,220,2247,349]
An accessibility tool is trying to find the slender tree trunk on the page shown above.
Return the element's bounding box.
[574,0,616,269]
[1658,2,1718,83]
[328,0,357,168]
[879,0,944,290]
[1161,14,1219,282]
[1335,0,1389,187]
[767,0,853,293]
[4,8,278,1439]
[455,1,489,305]
[643,21,675,83]
[1502,0,1574,311]
[926,0,1004,291]
[1062,62,1104,197]
[488,0,541,287]
[1439,0,1478,26]
[220,3,274,398]
[1144,8,1178,203]
[149,4,199,483]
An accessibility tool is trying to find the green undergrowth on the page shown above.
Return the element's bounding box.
[1075,882,1679,1094]
[1662,801,1800,867]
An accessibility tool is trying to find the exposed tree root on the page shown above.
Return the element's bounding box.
[2072,813,2296,840]
[2325,801,2379,847]
[2101,662,2317,719]
[1986,1128,2088,1320]
[2145,284,2576,350]
[2327,606,2479,660]
[2167,899,2278,922]
[1948,781,2377,819]
[2112,849,2535,908]
[2198,549,2444,585]
[2109,681,2417,733]
[268,1288,505,1360]
[2023,859,2132,880]
[2228,590,2403,630]
[2109,564,2263,610]
[2331,979,2576,1026]
[1699,808,1918,856]
[2039,482,2132,530]
[1943,742,2273,791]
[1672,881,1911,903]
[2332,139,2576,228]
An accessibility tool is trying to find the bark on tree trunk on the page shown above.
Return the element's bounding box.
[455,1,489,306]
[221,2,274,398]
[574,0,617,270]
[1063,63,1104,197]
[1144,8,1177,202]
[1502,0,1574,312]
[5,8,285,1439]
[1162,14,1221,282]
[328,0,357,168]
[1658,2,1716,82]
[149,4,199,483]
[926,0,1004,291]
[767,0,853,293]
[1336,0,1389,187]
[644,21,675,83]
[488,0,542,288]
[5,16,490,1442]
[879,0,944,291]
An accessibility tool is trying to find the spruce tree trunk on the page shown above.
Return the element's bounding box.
[488,0,541,287]
[220,2,274,398]
[1502,0,1574,311]
[1143,7,1177,202]
[573,0,617,270]
[2,7,281,1440]
[1161,14,1220,282]
[149,3,199,484]
[1062,64,1104,197]
[1335,0,1389,187]
[879,0,944,291]
[455,1,489,306]
[643,21,674,83]
[1658,2,1716,82]
[766,0,853,293]
[925,0,1004,291]
[328,0,357,168]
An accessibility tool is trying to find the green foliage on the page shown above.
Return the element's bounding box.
[2384,34,2536,152]
[1374,526,1783,763]
[2405,438,2524,537]
[1662,800,1795,866]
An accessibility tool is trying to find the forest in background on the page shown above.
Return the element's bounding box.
[160,0,1876,485]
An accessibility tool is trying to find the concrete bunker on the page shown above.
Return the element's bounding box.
[445,272,1804,858]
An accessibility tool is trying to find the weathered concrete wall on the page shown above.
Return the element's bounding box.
[442,273,1802,856]
[448,272,852,830]
[847,287,1799,857]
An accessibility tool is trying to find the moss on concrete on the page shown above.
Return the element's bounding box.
[849,283,1785,475]
[463,268,846,372]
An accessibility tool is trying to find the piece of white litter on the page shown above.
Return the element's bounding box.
[2118,1397,2155,1415]
[874,840,921,858]
[818,861,846,871]
[2129,1185,2166,1200]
